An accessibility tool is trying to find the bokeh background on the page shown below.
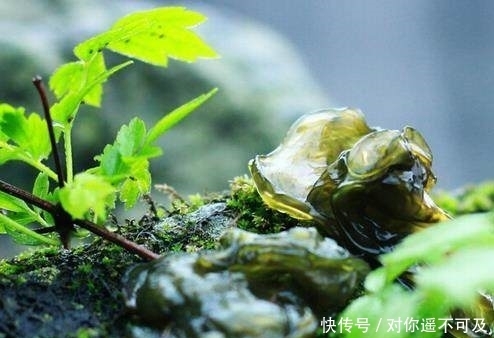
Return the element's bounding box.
[1,1,493,254]
[206,0,494,190]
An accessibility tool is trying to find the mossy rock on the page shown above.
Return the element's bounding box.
[0,178,305,337]
[1,177,493,337]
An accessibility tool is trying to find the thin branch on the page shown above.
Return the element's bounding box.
[74,219,160,261]
[0,179,159,261]
[32,76,65,187]
[0,179,56,213]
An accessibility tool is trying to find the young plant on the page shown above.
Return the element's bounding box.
[0,7,218,259]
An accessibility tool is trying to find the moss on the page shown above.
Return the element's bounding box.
[0,193,236,337]
[2,178,490,337]
[0,178,297,337]
[434,181,494,215]
[0,242,130,337]
[227,175,310,234]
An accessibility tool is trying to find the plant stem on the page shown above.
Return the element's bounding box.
[32,76,65,187]
[0,179,159,260]
[64,124,74,184]
[0,141,58,181]
[0,179,55,212]
[74,219,160,261]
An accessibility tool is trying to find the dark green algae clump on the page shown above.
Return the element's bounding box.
[123,227,369,338]
[122,108,453,337]
[249,108,449,263]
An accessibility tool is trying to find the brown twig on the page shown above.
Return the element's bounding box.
[0,179,159,261]
[32,76,65,187]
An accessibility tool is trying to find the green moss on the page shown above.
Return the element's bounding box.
[1,178,492,337]
[227,175,310,234]
[434,181,494,215]
[72,327,100,338]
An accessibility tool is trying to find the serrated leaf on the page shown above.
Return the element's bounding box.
[49,54,106,107]
[120,158,151,208]
[59,172,116,220]
[74,7,218,66]
[93,117,157,208]
[0,105,29,144]
[116,117,147,156]
[96,144,123,177]
[32,172,55,224]
[0,104,52,161]
[49,61,85,99]
[32,172,50,200]
[50,60,131,123]
[95,118,146,177]
[145,88,217,145]
[26,113,52,160]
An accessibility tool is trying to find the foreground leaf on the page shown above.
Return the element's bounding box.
[0,104,51,162]
[369,213,494,289]
[0,213,57,246]
[59,173,116,220]
[50,53,106,107]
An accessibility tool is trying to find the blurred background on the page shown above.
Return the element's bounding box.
[1,1,493,253]
[204,0,494,190]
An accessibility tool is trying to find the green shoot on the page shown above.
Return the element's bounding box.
[0,6,218,257]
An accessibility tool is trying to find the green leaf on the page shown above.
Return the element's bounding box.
[346,213,494,338]
[145,88,218,145]
[26,113,52,160]
[96,144,123,177]
[119,158,151,208]
[51,60,132,124]
[0,104,52,161]
[92,88,218,208]
[116,117,147,157]
[49,61,85,99]
[0,191,30,213]
[95,117,158,176]
[416,247,494,308]
[377,213,494,285]
[50,53,106,107]
[0,213,57,246]
[340,284,427,338]
[74,7,218,66]
[32,172,55,225]
[32,172,50,200]
[0,106,30,145]
[59,172,116,221]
